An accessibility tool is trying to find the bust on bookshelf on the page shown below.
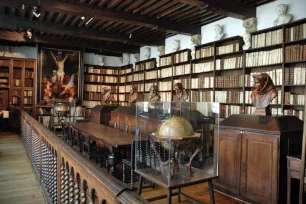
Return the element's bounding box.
[273,4,293,26]
[173,40,181,52]
[214,24,225,40]
[251,73,278,116]
[242,32,251,50]
[191,34,202,59]
[157,46,165,67]
[144,47,151,60]
[128,85,143,106]
[173,82,189,102]
[102,88,116,104]
[122,53,130,65]
[149,85,161,102]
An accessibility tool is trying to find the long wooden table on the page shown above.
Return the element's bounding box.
[70,121,135,174]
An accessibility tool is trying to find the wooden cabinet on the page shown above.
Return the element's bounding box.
[214,115,303,204]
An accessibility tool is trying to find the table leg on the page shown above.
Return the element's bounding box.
[167,189,172,204]
[287,170,291,204]
[208,180,215,204]
[178,188,181,202]
[108,152,116,175]
[137,176,144,195]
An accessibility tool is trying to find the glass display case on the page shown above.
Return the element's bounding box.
[135,101,220,187]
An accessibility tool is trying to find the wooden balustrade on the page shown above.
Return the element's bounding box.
[21,111,148,204]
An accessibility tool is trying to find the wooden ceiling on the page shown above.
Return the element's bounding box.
[0,0,275,54]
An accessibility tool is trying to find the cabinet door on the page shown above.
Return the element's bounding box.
[240,132,278,204]
[214,129,241,194]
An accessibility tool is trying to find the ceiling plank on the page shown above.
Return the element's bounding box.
[0,13,164,46]
[175,0,255,19]
[0,0,200,35]
[0,30,140,53]
[156,3,185,19]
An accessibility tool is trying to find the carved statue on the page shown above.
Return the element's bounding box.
[99,56,104,66]
[102,88,116,104]
[214,24,225,40]
[243,17,257,33]
[251,73,278,116]
[134,53,140,62]
[157,46,165,67]
[144,47,151,60]
[122,53,130,65]
[274,4,292,26]
[191,34,201,59]
[173,82,189,102]
[128,85,143,105]
[172,40,181,52]
[149,85,161,102]
[242,32,252,50]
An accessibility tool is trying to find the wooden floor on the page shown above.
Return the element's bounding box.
[0,132,46,204]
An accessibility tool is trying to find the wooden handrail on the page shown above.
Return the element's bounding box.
[21,111,148,204]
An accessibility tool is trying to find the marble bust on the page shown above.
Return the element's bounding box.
[149,85,161,102]
[99,56,104,66]
[191,34,201,59]
[251,73,278,116]
[172,40,181,52]
[128,85,143,105]
[274,4,292,26]
[144,47,151,60]
[214,24,225,40]
[173,82,189,102]
[157,46,165,67]
[243,17,257,33]
[102,88,116,104]
[122,53,130,65]
[242,32,251,50]
[134,53,140,62]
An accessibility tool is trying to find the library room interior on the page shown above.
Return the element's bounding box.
[1,0,306,203]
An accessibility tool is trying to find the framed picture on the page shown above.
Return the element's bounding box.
[40,47,80,103]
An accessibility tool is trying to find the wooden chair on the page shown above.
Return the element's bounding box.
[62,122,72,146]
[71,127,81,152]
[80,132,107,168]
[119,124,128,133]
[108,120,117,128]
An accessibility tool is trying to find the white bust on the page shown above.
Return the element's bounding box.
[157,46,165,67]
[98,56,104,66]
[122,53,130,65]
[242,32,251,50]
[144,47,151,60]
[191,34,201,59]
[214,24,225,40]
[172,40,181,52]
[274,4,292,26]
[134,53,140,62]
[243,17,257,33]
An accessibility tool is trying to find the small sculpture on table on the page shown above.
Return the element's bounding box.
[149,85,161,102]
[173,82,189,102]
[102,88,116,104]
[251,73,278,116]
[128,85,143,106]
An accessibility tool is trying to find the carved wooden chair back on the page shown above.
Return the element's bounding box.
[119,124,129,133]
[108,120,117,129]
[81,132,91,159]
[62,122,72,145]
[71,127,81,152]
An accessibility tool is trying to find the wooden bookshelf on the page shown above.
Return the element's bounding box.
[118,64,133,106]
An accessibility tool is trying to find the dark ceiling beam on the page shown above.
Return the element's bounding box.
[174,0,256,19]
[0,0,200,35]
[0,14,164,46]
[0,30,140,53]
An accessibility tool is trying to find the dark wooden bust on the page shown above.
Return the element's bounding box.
[149,85,161,102]
[102,89,116,104]
[128,85,143,106]
[173,82,189,102]
[251,73,277,116]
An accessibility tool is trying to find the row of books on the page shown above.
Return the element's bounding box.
[136,83,144,92]
[84,74,102,82]
[216,56,243,70]
[127,75,133,82]
[119,68,132,75]
[12,96,20,105]
[84,84,116,92]
[25,70,34,78]
[13,79,21,87]
[160,92,172,101]
[0,79,8,83]
[159,81,172,91]
[191,77,214,89]
[13,69,22,78]
[284,67,306,85]
[285,23,306,42]
[23,97,33,105]
[285,44,306,62]
[174,51,189,64]
[119,76,126,83]
[245,69,283,86]
[25,79,33,87]
[159,67,172,78]
[216,42,240,55]
[215,91,244,104]
[133,73,144,82]
[195,46,214,59]
[24,90,33,97]
[0,72,9,77]
[193,62,214,73]
[86,67,118,75]
[135,61,155,71]
[215,75,243,88]
[219,105,241,118]
[173,64,191,76]
[145,83,155,92]
[145,70,157,80]
[173,78,191,89]
[284,109,304,120]
[251,29,283,48]
[118,94,125,102]
[118,86,126,93]
[190,91,213,102]
[160,56,172,67]
[245,48,283,67]
[284,92,305,105]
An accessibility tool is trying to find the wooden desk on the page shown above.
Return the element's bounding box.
[70,121,135,173]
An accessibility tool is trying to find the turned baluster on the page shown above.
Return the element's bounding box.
[52,152,57,203]
[69,175,74,203]
[64,168,69,204]
[60,164,66,203]
[74,181,80,204]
